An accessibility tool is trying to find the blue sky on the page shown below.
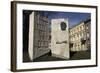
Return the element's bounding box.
[40,11,91,28]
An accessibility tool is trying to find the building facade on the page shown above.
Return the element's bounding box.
[28,11,50,61]
[69,19,91,52]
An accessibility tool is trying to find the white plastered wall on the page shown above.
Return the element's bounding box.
[28,12,34,61]
[51,19,69,59]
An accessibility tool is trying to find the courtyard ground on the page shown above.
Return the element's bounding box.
[23,50,90,62]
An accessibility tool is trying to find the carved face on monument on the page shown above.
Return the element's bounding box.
[60,22,67,31]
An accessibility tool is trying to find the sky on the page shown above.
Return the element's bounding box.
[39,11,91,28]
